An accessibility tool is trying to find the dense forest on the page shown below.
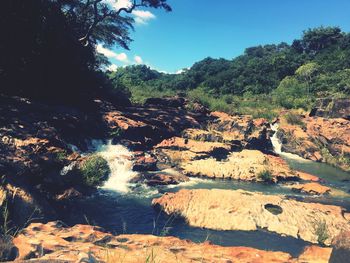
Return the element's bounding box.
[110,26,350,118]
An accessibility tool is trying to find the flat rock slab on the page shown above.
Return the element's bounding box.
[152,189,350,245]
[10,221,332,263]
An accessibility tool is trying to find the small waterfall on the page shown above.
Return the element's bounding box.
[271,123,283,154]
[95,140,138,193]
[271,123,310,162]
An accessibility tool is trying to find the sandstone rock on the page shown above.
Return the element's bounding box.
[13,221,301,263]
[278,116,350,171]
[296,171,320,182]
[297,245,332,263]
[180,150,300,182]
[208,112,273,151]
[152,189,350,245]
[290,182,331,195]
[12,222,333,263]
[156,136,231,154]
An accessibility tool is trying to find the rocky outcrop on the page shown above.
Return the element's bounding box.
[152,189,350,245]
[12,221,332,263]
[278,116,350,171]
[310,98,350,120]
[207,112,273,151]
[155,134,315,182]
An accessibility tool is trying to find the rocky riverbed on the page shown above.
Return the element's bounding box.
[1,95,350,262]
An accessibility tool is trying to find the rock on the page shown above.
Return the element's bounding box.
[12,221,304,263]
[55,188,82,201]
[297,245,332,263]
[330,230,350,263]
[310,98,350,120]
[132,153,158,172]
[278,116,350,171]
[156,136,231,154]
[145,170,189,186]
[179,150,300,182]
[295,171,320,182]
[290,182,331,195]
[152,189,350,245]
[208,112,273,152]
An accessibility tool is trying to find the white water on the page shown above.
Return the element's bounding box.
[94,140,138,193]
[271,123,311,162]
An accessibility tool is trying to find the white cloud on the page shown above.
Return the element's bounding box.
[104,0,132,10]
[107,64,118,72]
[96,44,129,63]
[132,10,156,25]
[134,55,143,64]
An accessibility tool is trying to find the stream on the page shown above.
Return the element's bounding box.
[63,129,350,257]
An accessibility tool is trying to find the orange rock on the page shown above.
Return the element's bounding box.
[13,221,300,263]
[297,245,332,263]
[296,171,320,182]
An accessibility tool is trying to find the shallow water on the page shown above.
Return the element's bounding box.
[63,138,350,257]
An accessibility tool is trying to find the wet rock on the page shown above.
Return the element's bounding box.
[152,189,350,245]
[132,153,158,172]
[290,182,331,195]
[145,170,189,186]
[12,221,326,263]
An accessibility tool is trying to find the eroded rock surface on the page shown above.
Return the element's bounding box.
[152,189,350,245]
[278,116,350,171]
[11,221,317,263]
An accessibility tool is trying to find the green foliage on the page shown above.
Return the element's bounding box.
[80,155,110,187]
[257,170,273,182]
[314,220,329,245]
[110,26,350,115]
[284,112,305,127]
[272,76,312,109]
[55,151,67,162]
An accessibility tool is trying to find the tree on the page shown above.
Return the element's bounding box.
[59,0,171,48]
[0,0,171,101]
[301,26,343,54]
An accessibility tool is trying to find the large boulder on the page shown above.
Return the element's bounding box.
[152,189,350,245]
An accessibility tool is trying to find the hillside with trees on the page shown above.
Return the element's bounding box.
[110,26,350,118]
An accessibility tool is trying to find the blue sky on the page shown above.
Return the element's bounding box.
[99,0,350,73]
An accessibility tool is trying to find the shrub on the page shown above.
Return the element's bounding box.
[257,170,273,182]
[314,220,329,245]
[284,112,305,127]
[80,155,110,187]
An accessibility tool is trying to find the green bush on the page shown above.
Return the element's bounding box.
[314,220,329,245]
[284,112,305,127]
[80,155,110,187]
[257,170,273,182]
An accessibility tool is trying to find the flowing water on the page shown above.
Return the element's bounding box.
[64,132,350,257]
